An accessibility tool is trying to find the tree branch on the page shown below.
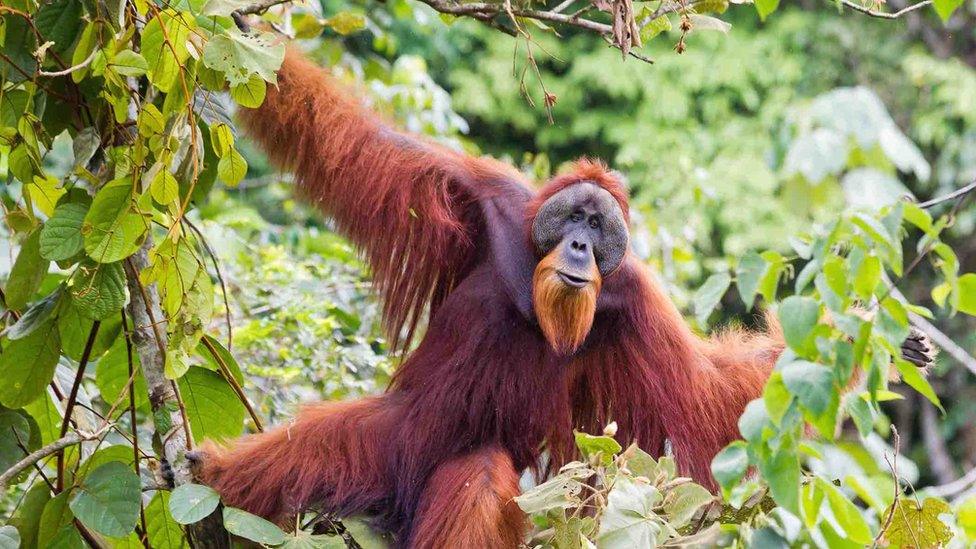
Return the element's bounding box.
[0,425,111,490]
[124,240,230,549]
[918,178,976,208]
[836,0,933,19]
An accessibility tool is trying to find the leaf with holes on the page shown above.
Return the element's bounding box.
[202,29,284,86]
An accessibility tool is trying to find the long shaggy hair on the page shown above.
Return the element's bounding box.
[532,251,601,354]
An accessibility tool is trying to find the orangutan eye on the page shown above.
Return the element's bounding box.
[570,211,584,222]
[589,216,601,229]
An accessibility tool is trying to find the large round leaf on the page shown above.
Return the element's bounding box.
[169,483,220,525]
[69,461,141,537]
[178,367,246,442]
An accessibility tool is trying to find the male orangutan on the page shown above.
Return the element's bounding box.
[193,48,935,547]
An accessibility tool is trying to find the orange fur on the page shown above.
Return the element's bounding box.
[532,249,602,355]
[409,447,523,548]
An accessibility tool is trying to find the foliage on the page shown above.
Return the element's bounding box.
[517,426,718,548]
[2,0,976,547]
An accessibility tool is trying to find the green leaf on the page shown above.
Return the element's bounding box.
[852,254,881,300]
[201,0,253,15]
[777,296,819,356]
[0,412,32,478]
[58,297,121,361]
[69,461,141,537]
[95,338,148,410]
[759,447,800,515]
[178,367,246,442]
[711,441,749,491]
[847,396,874,437]
[209,124,234,157]
[781,360,833,415]
[142,10,192,92]
[687,14,731,33]
[933,0,963,21]
[763,371,792,425]
[598,476,663,548]
[230,76,267,109]
[73,127,100,168]
[150,169,180,205]
[736,252,766,310]
[816,478,872,544]
[70,261,128,320]
[958,495,976,540]
[83,178,145,263]
[217,149,247,186]
[7,290,60,340]
[324,12,368,35]
[202,29,285,86]
[694,272,731,325]
[574,431,622,465]
[35,0,83,54]
[895,358,943,411]
[738,399,770,443]
[0,15,37,84]
[40,202,88,260]
[169,483,221,525]
[755,0,780,20]
[514,465,594,514]
[640,15,671,41]
[39,491,75,548]
[280,530,348,549]
[665,483,713,528]
[6,229,49,311]
[222,507,287,545]
[0,526,19,549]
[958,273,976,316]
[9,484,50,548]
[0,318,60,407]
[146,491,187,549]
[110,50,149,77]
[883,497,952,547]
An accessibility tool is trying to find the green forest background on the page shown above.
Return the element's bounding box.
[4,0,976,545]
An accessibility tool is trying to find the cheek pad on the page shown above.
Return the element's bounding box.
[532,194,573,253]
[596,210,628,275]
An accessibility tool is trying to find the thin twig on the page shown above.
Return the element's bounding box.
[836,0,933,18]
[873,426,901,547]
[38,48,98,77]
[918,178,976,209]
[56,321,101,491]
[201,337,264,431]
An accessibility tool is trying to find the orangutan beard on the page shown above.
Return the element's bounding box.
[532,252,601,355]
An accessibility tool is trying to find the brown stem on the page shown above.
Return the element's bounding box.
[56,321,101,491]
[200,337,264,431]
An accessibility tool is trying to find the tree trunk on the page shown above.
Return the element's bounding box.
[125,239,230,548]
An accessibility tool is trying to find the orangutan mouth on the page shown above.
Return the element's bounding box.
[557,271,590,288]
